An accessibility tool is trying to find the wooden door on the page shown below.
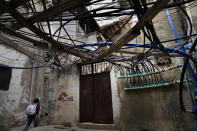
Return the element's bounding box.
[80,71,113,124]
[80,74,94,122]
[93,72,113,124]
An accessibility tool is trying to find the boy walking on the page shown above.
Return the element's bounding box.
[23,98,40,131]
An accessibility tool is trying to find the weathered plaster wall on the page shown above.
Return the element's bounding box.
[0,45,30,130]
[0,44,49,130]
[110,67,121,124]
[48,65,121,125]
[116,8,194,131]
[119,85,194,131]
[0,3,52,128]
[186,4,197,33]
[114,67,194,131]
[48,65,80,125]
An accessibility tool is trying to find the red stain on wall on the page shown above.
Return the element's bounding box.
[58,91,68,101]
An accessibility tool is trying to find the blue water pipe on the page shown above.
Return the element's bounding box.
[166,8,197,86]
[74,42,197,52]
[166,8,197,131]
[73,42,197,65]
[0,62,55,69]
[73,43,197,65]
[0,64,44,69]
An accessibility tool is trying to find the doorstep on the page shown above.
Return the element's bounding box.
[77,123,119,130]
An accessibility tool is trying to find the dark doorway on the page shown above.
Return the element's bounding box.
[0,66,12,91]
[80,67,113,124]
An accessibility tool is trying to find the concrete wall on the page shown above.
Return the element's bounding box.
[0,44,49,130]
[186,3,197,33]
[0,45,30,130]
[116,8,194,131]
[48,65,80,125]
[48,65,121,125]
[0,2,52,129]
[113,66,194,131]
[119,84,194,131]
[111,67,121,124]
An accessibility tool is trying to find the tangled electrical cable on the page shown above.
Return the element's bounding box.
[179,38,197,113]
[126,57,164,88]
[0,0,197,70]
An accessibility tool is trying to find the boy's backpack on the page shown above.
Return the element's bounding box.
[26,104,37,115]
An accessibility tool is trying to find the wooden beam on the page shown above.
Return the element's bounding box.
[9,9,93,60]
[10,0,89,30]
[94,0,171,61]
[0,34,53,69]
[117,50,182,57]
[0,23,47,49]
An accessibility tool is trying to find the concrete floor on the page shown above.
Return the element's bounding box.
[8,125,119,131]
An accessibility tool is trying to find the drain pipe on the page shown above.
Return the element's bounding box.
[29,60,35,103]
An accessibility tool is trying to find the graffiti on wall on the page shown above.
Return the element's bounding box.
[58,91,67,101]
[49,91,74,112]
[48,77,74,112]
[57,91,74,102]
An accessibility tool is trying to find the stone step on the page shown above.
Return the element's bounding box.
[77,123,119,130]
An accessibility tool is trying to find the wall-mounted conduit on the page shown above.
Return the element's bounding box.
[124,79,192,91]
[118,64,183,79]
[118,64,185,90]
